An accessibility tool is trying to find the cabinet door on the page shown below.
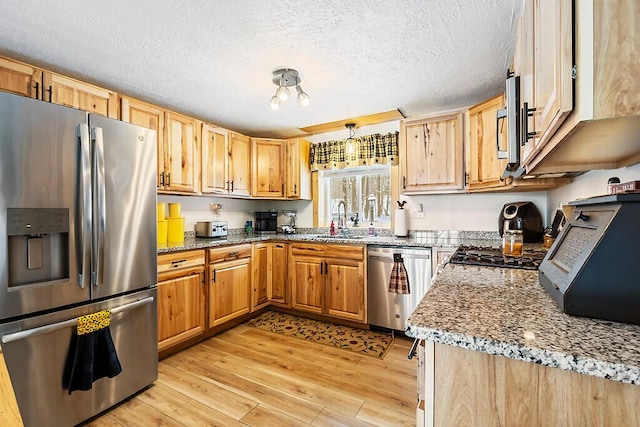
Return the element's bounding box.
[157,271,206,352]
[285,139,301,199]
[201,124,229,194]
[533,0,573,149]
[520,0,537,164]
[401,113,464,193]
[43,72,118,118]
[467,95,508,191]
[228,132,251,196]
[0,57,42,98]
[285,138,312,199]
[252,243,270,310]
[290,255,323,314]
[121,97,166,190]
[325,258,366,322]
[209,258,251,327]
[252,138,285,198]
[165,111,198,193]
[270,243,289,306]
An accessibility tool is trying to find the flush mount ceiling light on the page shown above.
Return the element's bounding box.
[269,68,310,110]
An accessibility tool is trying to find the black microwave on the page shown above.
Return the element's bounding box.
[539,193,640,324]
[255,211,277,234]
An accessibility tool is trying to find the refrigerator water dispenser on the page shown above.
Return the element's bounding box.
[7,208,69,287]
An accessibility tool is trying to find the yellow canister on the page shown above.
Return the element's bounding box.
[168,203,181,218]
[157,203,166,221]
[167,217,185,243]
[157,220,168,245]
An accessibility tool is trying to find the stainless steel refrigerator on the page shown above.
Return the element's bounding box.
[0,92,158,426]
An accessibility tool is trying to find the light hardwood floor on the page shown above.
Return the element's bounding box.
[86,325,416,426]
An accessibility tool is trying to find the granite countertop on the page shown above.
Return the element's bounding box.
[157,230,498,254]
[405,263,640,385]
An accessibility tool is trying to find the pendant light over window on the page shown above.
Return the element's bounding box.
[269,68,310,109]
[345,123,356,155]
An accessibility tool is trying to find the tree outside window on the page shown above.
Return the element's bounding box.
[324,165,391,227]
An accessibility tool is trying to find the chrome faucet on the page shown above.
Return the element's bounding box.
[337,200,347,230]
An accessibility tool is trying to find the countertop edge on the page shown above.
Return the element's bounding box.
[405,323,640,386]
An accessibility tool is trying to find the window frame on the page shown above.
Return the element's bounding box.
[320,164,392,228]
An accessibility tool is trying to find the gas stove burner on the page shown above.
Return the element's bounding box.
[449,244,546,270]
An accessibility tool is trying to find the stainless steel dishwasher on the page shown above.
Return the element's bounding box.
[367,246,432,331]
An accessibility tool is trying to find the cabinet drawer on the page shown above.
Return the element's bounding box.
[208,244,252,264]
[158,250,205,274]
[290,243,364,261]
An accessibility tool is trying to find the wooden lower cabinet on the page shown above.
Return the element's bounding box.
[325,258,365,322]
[208,245,251,327]
[290,243,366,323]
[290,255,324,314]
[270,243,288,306]
[419,342,640,426]
[252,242,289,310]
[157,250,206,353]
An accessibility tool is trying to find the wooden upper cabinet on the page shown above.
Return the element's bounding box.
[519,0,536,164]
[532,0,573,149]
[252,138,285,198]
[201,124,229,194]
[120,97,165,189]
[228,131,251,196]
[466,95,508,191]
[285,138,312,200]
[522,0,640,174]
[0,57,42,98]
[43,72,118,118]
[165,111,199,193]
[401,112,464,193]
[466,95,569,192]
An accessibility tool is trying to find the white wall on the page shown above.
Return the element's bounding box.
[158,194,313,231]
[548,163,640,212]
[399,192,548,231]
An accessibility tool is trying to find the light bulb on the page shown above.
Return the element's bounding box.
[269,95,280,110]
[276,85,290,101]
[296,85,310,106]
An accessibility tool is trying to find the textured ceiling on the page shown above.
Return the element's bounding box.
[0,0,521,138]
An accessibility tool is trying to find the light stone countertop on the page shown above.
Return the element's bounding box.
[405,263,640,385]
[157,231,498,254]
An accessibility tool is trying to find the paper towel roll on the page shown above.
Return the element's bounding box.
[394,208,408,237]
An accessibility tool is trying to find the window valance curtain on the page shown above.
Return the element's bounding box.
[309,132,399,170]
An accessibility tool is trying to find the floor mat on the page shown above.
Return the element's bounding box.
[245,311,394,359]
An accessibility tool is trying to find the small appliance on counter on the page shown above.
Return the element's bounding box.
[498,201,543,242]
[539,193,640,325]
[195,221,228,238]
[281,210,297,234]
[255,210,278,234]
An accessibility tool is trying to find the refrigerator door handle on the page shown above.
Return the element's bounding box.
[92,127,106,287]
[1,296,155,344]
[76,124,92,288]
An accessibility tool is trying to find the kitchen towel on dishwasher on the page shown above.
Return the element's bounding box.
[389,253,410,294]
[65,309,122,395]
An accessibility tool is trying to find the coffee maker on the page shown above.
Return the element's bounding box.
[498,201,543,243]
[255,210,278,234]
